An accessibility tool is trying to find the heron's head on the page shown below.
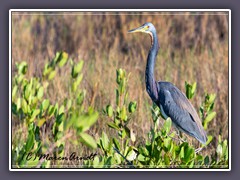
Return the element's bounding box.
[128,22,158,46]
[128,22,156,35]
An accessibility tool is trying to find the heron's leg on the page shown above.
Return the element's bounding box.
[167,134,182,142]
[175,130,186,143]
[168,130,186,143]
[169,123,186,143]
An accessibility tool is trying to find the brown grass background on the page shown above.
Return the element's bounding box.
[12,11,229,158]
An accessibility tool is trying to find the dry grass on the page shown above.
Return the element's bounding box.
[12,12,229,158]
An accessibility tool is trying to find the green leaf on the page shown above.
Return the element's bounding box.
[71,60,84,78]
[79,133,97,149]
[12,85,18,100]
[217,144,222,156]
[43,64,53,77]
[189,160,194,168]
[16,98,21,111]
[41,160,51,168]
[113,138,120,150]
[203,111,216,129]
[114,153,122,164]
[18,61,28,75]
[116,69,123,84]
[76,91,85,105]
[124,92,129,105]
[218,135,222,144]
[24,84,32,101]
[26,157,39,168]
[106,105,113,117]
[12,103,17,115]
[184,147,194,163]
[101,132,109,150]
[120,128,126,139]
[32,109,40,119]
[57,52,68,67]
[163,137,171,150]
[25,130,35,152]
[185,82,196,99]
[93,156,100,168]
[66,99,72,110]
[163,118,172,135]
[53,103,59,116]
[209,94,216,104]
[191,82,197,95]
[76,73,83,86]
[138,154,147,162]
[72,74,83,92]
[164,154,170,165]
[48,105,55,117]
[185,82,191,99]
[75,111,98,132]
[222,140,228,160]
[37,118,46,127]
[104,156,113,168]
[41,99,50,111]
[59,105,65,115]
[120,106,127,121]
[119,78,126,94]
[21,98,28,114]
[37,86,44,99]
[115,89,120,106]
[53,51,61,63]
[126,149,137,161]
[180,146,185,159]
[59,121,64,132]
[31,97,38,106]
[204,156,209,166]
[56,113,64,124]
[107,122,120,130]
[48,70,56,80]
[64,113,76,131]
[139,146,149,157]
[128,101,137,113]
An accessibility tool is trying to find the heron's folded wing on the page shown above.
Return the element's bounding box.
[169,85,207,139]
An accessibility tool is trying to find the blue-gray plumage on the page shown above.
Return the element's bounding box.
[128,22,207,144]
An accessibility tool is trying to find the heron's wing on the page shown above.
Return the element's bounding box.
[170,84,202,124]
[158,82,207,143]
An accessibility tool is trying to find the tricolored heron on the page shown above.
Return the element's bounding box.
[128,22,207,144]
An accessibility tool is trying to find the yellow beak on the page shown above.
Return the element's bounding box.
[128,25,148,33]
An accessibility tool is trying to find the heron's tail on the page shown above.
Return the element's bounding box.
[196,130,208,144]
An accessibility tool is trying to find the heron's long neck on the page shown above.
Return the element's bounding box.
[145,32,159,102]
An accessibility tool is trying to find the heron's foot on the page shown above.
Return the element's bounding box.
[195,147,203,153]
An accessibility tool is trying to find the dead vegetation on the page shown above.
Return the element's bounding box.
[12,11,229,157]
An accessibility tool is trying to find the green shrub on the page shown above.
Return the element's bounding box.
[12,52,98,168]
[83,71,228,169]
[11,56,228,169]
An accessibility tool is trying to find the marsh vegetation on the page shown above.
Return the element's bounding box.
[11,12,229,168]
